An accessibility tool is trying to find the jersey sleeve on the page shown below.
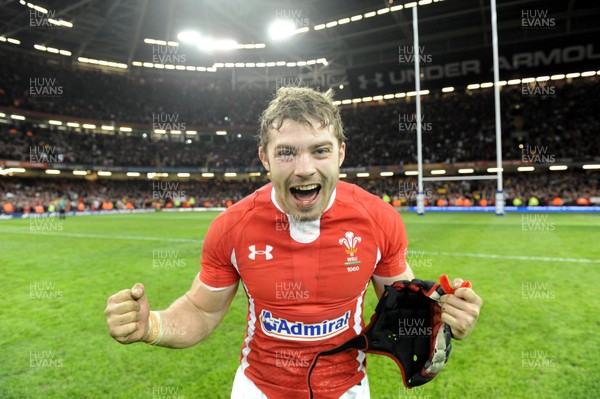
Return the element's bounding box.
[199,214,240,288]
[372,205,408,278]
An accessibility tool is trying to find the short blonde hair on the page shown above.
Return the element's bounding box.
[258,87,345,150]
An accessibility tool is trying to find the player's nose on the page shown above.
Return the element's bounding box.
[293,153,317,178]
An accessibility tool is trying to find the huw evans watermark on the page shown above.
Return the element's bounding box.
[152,113,186,132]
[398,113,432,133]
[399,45,432,65]
[29,78,63,97]
[275,9,309,27]
[152,181,186,201]
[152,45,186,64]
[30,146,64,163]
[522,10,556,29]
[520,144,555,165]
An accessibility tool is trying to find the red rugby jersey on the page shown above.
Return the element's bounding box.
[200,181,408,399]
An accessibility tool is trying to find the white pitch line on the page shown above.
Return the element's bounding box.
[4,230,204,243]
[409,250,600,264]
[4,231,598,263]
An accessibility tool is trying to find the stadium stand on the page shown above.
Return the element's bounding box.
[1,47,598,211]
[1,171,598,214]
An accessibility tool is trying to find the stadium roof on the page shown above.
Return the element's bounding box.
[1,0,599,83]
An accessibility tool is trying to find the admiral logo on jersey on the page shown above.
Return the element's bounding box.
[260,310,351,341]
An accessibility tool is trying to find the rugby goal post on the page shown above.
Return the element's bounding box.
[412,2,505,216]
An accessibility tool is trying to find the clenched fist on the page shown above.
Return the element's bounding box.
[105,283,150,344]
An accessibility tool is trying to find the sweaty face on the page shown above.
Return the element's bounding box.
[259,119,345,222]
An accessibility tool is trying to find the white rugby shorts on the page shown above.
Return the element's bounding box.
[230,366,370,399]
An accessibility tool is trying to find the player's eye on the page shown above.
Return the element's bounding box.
[314,147,331,157]
[276,147,296,159]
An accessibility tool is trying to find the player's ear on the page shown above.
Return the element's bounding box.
[338,142,346,167]
[259,146,270,171]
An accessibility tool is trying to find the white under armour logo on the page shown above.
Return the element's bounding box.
[248,245,274,260]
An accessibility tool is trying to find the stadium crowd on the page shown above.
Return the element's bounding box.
[1,171,597,215]
[1,47,599,168]
[1,48,598,213]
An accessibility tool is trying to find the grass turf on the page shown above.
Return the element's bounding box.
[0,211,598,398]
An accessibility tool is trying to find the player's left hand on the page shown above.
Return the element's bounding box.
[439,278,482,340]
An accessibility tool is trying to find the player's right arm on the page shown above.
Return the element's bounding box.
[105,276,238,348]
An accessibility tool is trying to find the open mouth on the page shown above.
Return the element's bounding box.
[290,184,321,205]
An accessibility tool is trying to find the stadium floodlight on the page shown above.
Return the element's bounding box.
[356,172,370,177]
[582,164,600,170]
[45,169,61,175]
[249,172,261,177]
[551,74,565,80]
[201,173,215,178]
[216,130,227,135]
[10,168,26,173]
[549,165,568,171]
[177,173,191,178]
[442,87,454,92]
[566,72,580,78]
[126,172,141,177]
[431,170,446,175]
[82,124,96,129]
[73,170,88,176]
[186,131,197,135]
[198,38,238,51]
[48,120,62,125]
[458,168,475,174]
[405,171,419,176]
[224,172,237,177]
[177,30,201,44]
[10,114,25,120]
[581,71,596,77]
[487,167,503,172]
[339,173,347,178]
[380,172,394,177]
[268,19,296,40]
[98,171,112,176]
[119,127,132,132]
[517,166,535,172]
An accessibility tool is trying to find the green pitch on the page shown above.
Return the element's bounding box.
[1,211,598,398]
